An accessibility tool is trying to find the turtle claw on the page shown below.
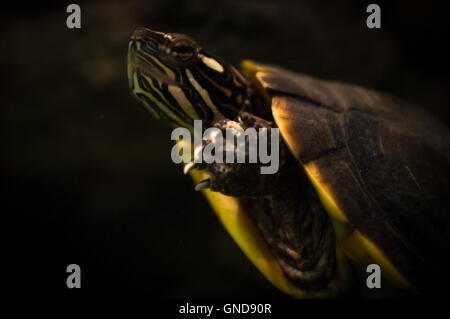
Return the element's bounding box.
[183,161,210,191]
[183,117,284,197]
[194,179,211,191]
[183,161,196,175]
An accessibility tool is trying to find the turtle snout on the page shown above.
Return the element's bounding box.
[131,27,165,43]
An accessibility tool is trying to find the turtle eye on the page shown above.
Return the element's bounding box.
[144,40,158,50]
[161,36,199,68]
[170,40,197,61]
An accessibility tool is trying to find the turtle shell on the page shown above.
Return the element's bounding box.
[241,60,450,295]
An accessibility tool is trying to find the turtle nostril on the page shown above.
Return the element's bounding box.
[131,28,145,41]
[131,27,166,43]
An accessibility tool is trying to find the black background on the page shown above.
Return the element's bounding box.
[1,0,449,299]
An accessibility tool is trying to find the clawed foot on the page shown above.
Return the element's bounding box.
[184,112,286,197]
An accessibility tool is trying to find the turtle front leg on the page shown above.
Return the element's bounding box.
[184,112,289,197]
[184,113,337,289]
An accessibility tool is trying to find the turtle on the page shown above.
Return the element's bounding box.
[127,27,450,298]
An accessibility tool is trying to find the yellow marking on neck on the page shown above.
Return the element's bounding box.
[196,67,232,98]
[141,73,171,106]
[168,85,198,120]
[185,69,222,122]
[133,72,186,125]
[132,72,159,119]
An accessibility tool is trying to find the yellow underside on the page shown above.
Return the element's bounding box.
[190,170,309,297]
[190,170,352,298]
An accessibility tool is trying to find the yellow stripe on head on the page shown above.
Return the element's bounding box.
[168,85,199,120]
[185,69,223,123]
[200,54,224,73]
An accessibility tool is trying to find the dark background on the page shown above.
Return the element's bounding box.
[1,0,449,298]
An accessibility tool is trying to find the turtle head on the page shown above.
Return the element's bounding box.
[128,28,249,128]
